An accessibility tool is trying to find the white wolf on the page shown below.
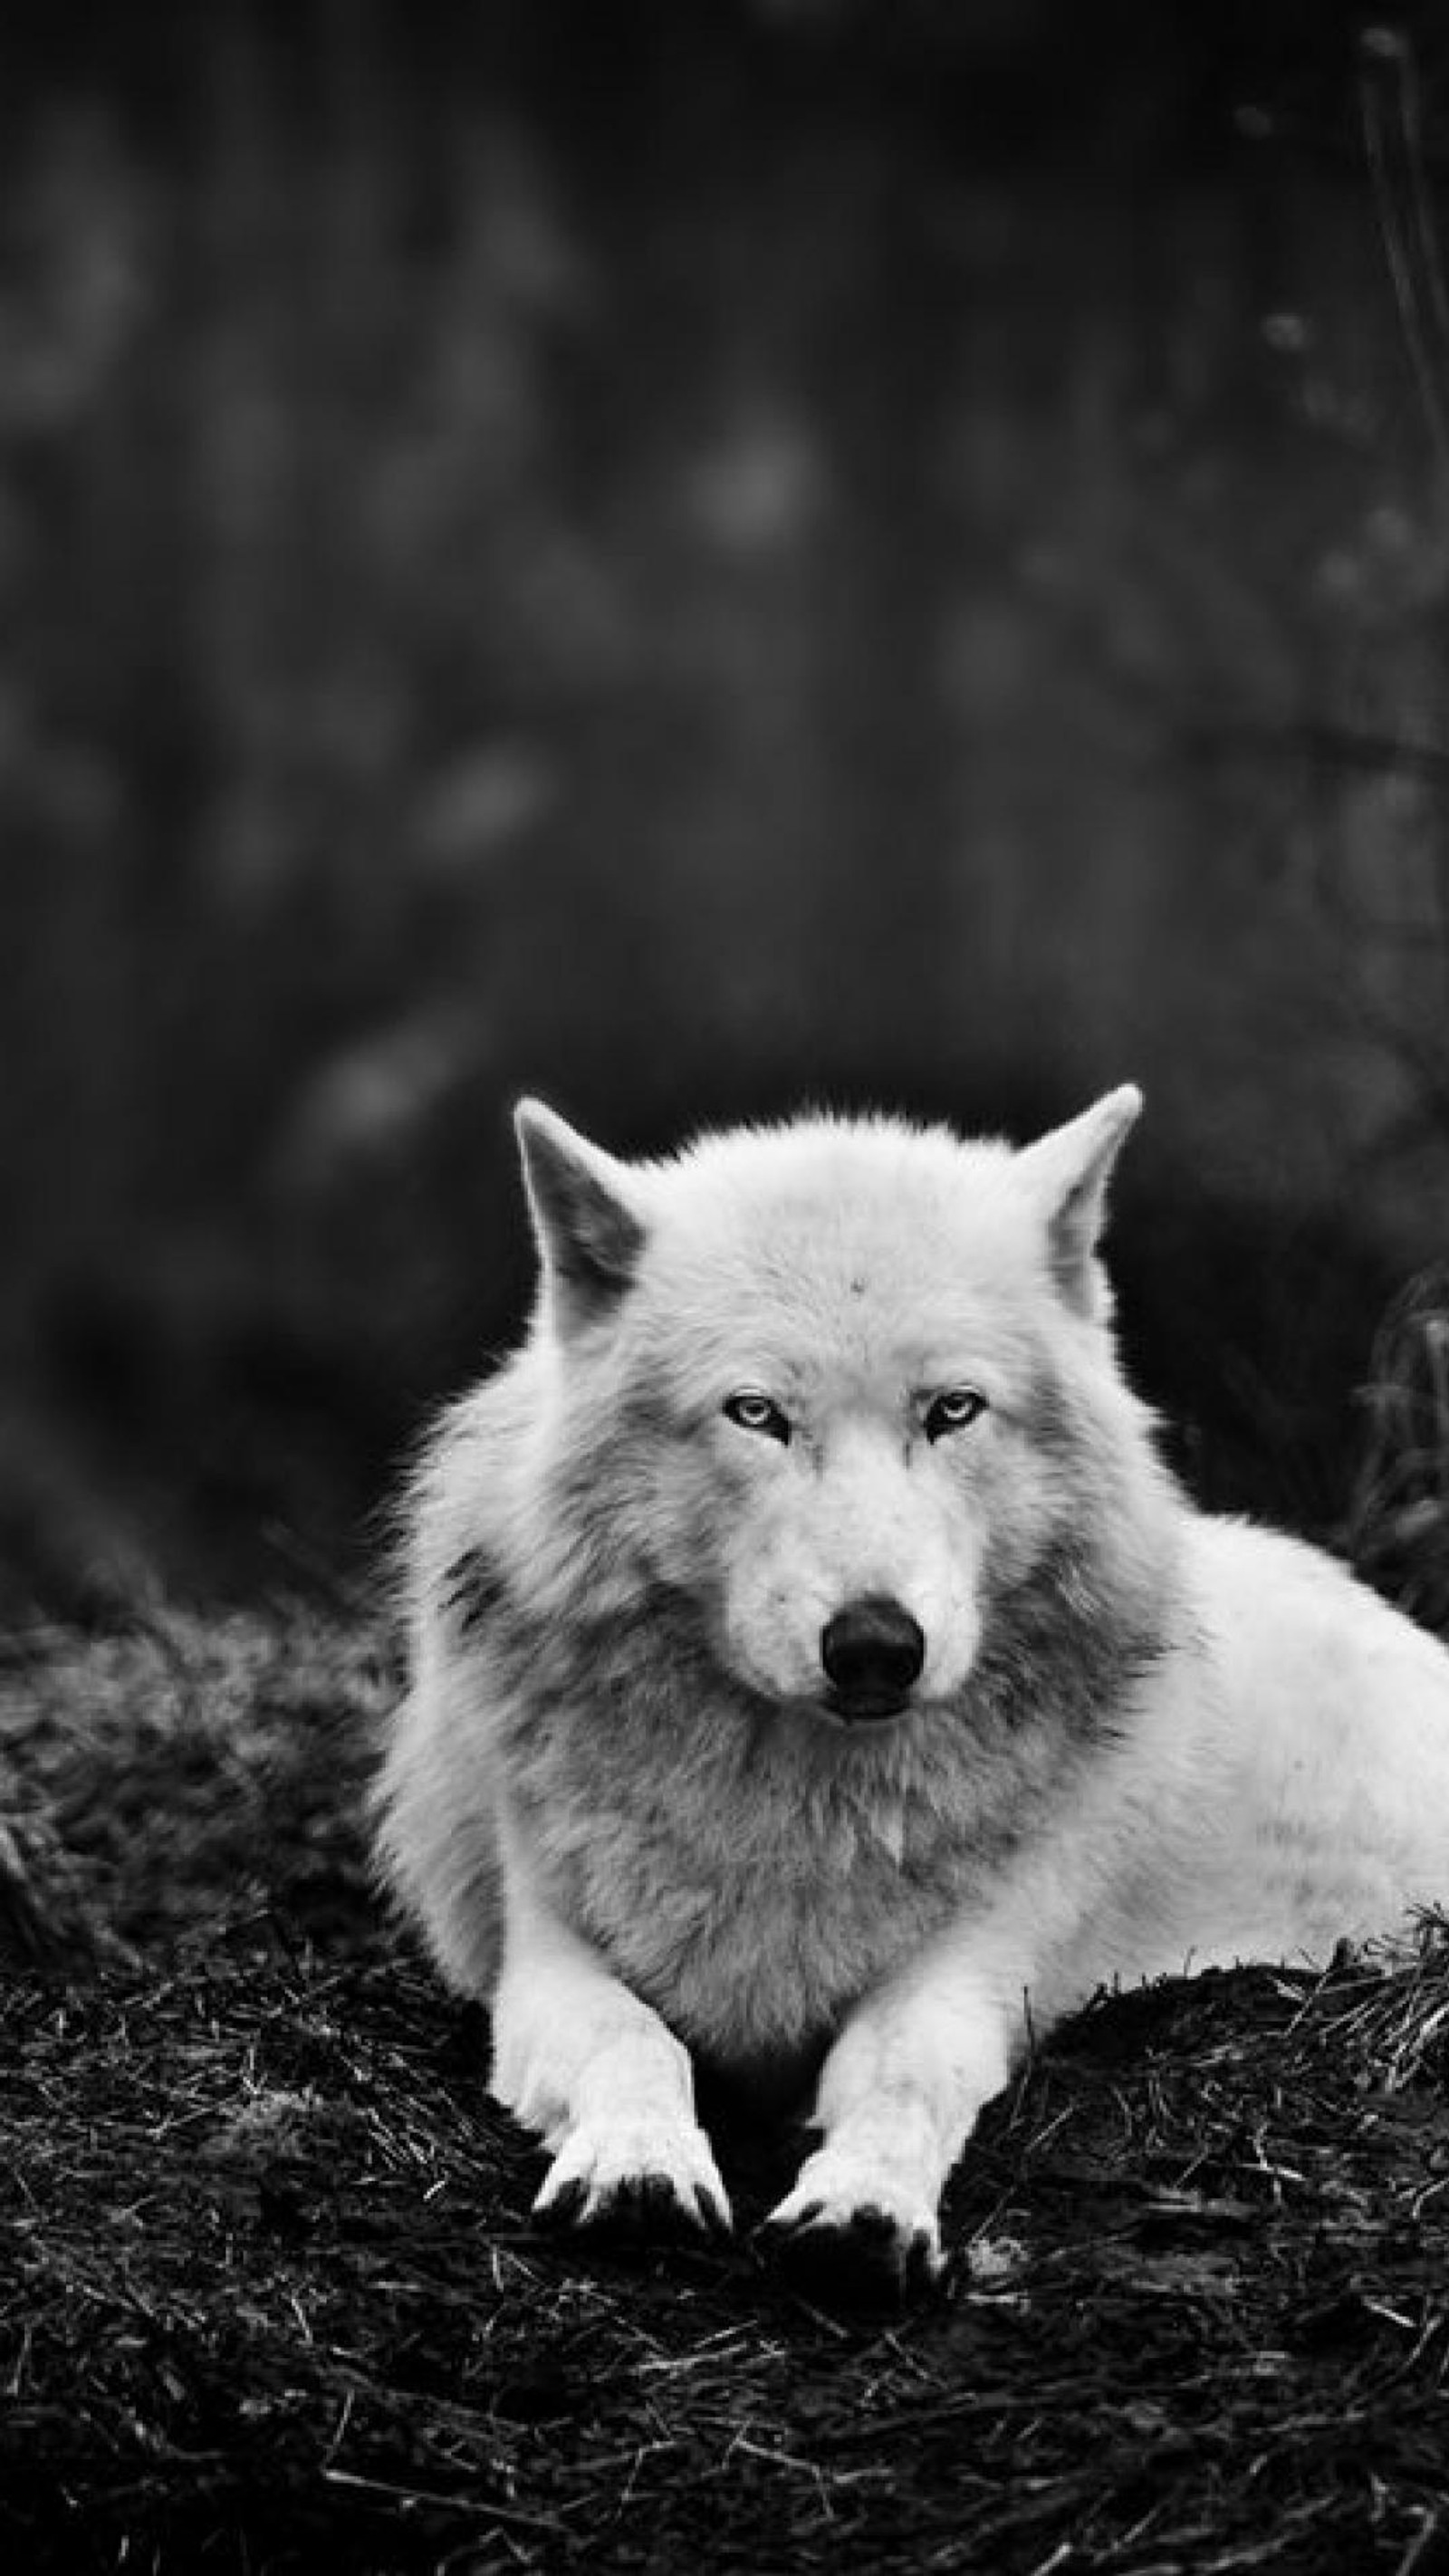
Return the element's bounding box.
[375,1089,1449,2298]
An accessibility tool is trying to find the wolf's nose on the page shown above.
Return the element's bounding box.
[820,1596,926,1717]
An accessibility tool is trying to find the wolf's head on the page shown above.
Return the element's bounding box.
[511,1091,1166,1730]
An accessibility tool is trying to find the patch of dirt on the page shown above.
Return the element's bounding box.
[4,1614,1449,2572]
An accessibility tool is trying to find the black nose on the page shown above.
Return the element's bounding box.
[820,1596,926,1718]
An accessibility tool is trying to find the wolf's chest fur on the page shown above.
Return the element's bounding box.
[529,1732,968,2069]
[493,1635,1080,2075]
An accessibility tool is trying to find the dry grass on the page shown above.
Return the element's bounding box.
[0,1607,394,1956]
[4,1613,1449,2570]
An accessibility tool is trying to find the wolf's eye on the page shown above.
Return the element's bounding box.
[924,1387,988,1441]
[723,1390,791,1445]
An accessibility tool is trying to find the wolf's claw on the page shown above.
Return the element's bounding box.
[534,2177,589,2232]
[536,2167,726,2244]
[692,2182,734,2240]
[760,2197,945,2310]
[531,2121,733,2246]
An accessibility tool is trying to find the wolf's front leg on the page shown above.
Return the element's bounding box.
[762,1947,1019,2302]
[493,1820,731,2243]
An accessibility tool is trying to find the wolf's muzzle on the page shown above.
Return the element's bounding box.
[820,1596,926,1723]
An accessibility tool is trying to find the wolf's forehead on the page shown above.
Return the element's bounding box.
[657,1125,1033,1264]
[640,1130,1045,1359]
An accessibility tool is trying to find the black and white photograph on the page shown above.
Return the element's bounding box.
[5,7,1449,2571]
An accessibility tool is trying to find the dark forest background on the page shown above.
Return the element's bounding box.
[3,0,1448,1619]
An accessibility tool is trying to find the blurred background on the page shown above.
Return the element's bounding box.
[2,0,1448,1621]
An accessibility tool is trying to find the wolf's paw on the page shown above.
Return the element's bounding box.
[533,2119,732,2244]
[761,2160,945,2308]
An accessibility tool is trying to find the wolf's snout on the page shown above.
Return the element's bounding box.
[820,1596,926,1720]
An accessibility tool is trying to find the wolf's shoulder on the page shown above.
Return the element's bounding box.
[1178,1505,1449,1705]
[1183,1507,1399,1607]
[404,1348,546,1567]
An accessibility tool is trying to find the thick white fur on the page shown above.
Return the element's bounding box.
[375,1091,1449,2276]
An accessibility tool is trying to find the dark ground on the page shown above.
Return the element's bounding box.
[5,1610,1449,2574]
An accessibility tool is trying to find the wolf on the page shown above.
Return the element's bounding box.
[374,1088,1449,2299]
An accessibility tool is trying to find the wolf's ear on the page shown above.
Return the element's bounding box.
[1016,1085,1142,1318]
[513,1099,647,1334]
